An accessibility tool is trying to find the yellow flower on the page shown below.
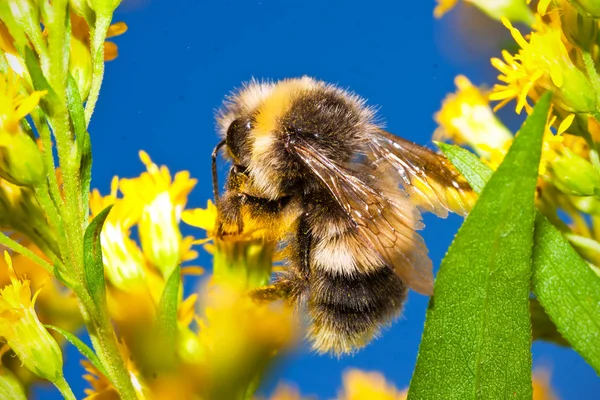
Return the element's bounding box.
[182,199,218,237]
[434,0,534,24]
[434,75,513,158]
[337,369,407,400]
[90,176,147,291]
[120,151,197,277]
[0,251,65,383]
[0,71,46,186]
[490,18,596,114]
[0,238,80,332]
[198,282,295,400]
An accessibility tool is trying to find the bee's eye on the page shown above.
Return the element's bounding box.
[226,117,252,162]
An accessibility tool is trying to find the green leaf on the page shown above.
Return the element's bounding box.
[156,265,181,367]
[67,75,93,214]
[79,131,92,219]
[66,74,87,153]
[83,205,111,309]
[408,92,551,399]
[532,213,600,372]
[45,324,108,377]
[440,142,600,375]
[529,297,569,347]
[24,47,57,116]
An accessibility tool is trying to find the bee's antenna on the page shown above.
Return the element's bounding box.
[212,139,226,207]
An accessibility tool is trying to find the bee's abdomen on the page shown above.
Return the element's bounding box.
[307,221,407,355]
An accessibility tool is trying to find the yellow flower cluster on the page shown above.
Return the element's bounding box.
[434,0,600,267]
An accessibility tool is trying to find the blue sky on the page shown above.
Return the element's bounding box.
[33,0,599,398]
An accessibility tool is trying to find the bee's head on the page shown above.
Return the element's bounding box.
[217,77,378,198]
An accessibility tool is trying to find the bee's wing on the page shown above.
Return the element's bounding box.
[290,138,434,295]
[367,129,476,218]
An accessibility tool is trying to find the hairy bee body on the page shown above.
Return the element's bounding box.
[215,77,473,354]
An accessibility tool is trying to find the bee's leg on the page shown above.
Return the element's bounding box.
[251,214,312,304]
[216,165,249,236]
[216,191,246,235]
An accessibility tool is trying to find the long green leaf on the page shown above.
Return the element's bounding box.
[45,325,108,377]
[157,267,181,343]
[156,265,181,369]
[66,74,86,153]
[24,47,57,116]
[83,205,112,309]
[408,92,551,399]
[531,213,600,372]
[439,141,600,373]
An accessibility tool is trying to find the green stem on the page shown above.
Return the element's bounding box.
[582,50,600,103]
[0,231,54,273]
[85,15,112,126]
[52,375,76,400]
[33,185,66,255]
[34,113,65,212]
[77,294,138,399]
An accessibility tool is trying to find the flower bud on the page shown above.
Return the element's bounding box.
[0,130,46,187]
[567,0,600,18]
[0,252,65,383]
[561,0,598,50]
[69,36,93,101]
[138,192,182,278]
[434,75,513,158]
[549,147,600,196]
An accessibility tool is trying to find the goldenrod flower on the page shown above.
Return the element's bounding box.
[71,13,128,62]
[491,18,596,114]
[0,252,65,383]
[434,75,513,159]
[434,0,534,24]
[198,282,295,400]
[337,369,407,400]
[0,239,80,332]
[0,71,46,186]
[90,176,147,291]
[120,151,197,278]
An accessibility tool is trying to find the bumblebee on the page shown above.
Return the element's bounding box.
[212,77,475,355]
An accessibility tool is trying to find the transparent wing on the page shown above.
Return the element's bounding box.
[290,139,434,295]
[367,129,476,218]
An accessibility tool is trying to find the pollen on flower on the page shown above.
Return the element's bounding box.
[490,17,595,114]
[434,75,513,158]
[0,71,46,133]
